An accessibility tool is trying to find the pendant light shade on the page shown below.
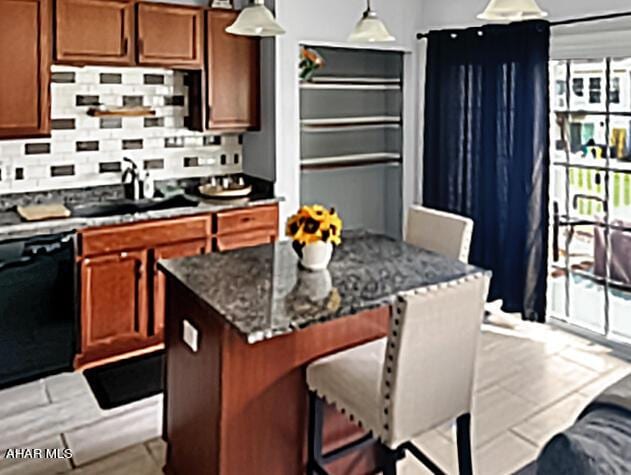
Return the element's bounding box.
[225,0,285,37]
[348,0,395,43]
[478,0,547,22]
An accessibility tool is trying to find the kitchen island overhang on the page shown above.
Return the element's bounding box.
[159,232,488,475]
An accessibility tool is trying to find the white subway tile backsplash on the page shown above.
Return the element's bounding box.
[96,139,118,152]
[0,65,243,195]
[51,141,75,154]
[76,71,99,84]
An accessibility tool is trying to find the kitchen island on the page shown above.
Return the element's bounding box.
[159,231,486,475]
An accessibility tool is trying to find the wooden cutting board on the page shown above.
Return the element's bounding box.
[17,204,71,221]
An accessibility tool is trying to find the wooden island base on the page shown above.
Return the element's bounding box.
[164,277,390,475]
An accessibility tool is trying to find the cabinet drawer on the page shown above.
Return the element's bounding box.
[216,229,276,252]
[216,205,278,236]
[81,216,211,257]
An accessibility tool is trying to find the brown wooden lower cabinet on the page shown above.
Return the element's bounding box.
[77,250,150,366]
[152,239,209,337]
[76,203,279,368]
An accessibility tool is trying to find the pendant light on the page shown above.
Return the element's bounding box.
[478,0,547,22]
[225,0,285,37]
[348,0,395,43]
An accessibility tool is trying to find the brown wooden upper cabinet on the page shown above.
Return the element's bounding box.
[55,0,133,66]
[207,10,260,130]
[0,0,50,139]
[136,2,203,69]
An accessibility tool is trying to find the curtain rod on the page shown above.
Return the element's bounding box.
[416,10,631,40]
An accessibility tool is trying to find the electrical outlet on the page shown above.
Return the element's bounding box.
[182,319,199,353]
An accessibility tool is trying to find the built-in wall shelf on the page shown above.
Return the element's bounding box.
[301,152,401,170]
[301,116,401,127]
[299,44,404,239]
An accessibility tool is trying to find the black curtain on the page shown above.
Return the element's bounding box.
[422,20,550,322]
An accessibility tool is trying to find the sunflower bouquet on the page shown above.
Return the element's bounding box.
[286,205,343,270]
[286,205,342,246]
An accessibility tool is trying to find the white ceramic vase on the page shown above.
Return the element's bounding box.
[300,241,333,271]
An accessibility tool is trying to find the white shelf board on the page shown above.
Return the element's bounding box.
[300,82,400,91]
[301,152,401,167]
[302,123,401,133]
[301,116,401,127]
[308,76,401,84]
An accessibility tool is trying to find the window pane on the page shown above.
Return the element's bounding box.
[550,61,568,111]
[556,80,566,97]
[589,78,602,104]
[609,58,630,113]
[551,112,608,161]
[609,284,631,342]
[568,222,607,334]
[569,60,606,111]
[611,77,621,104]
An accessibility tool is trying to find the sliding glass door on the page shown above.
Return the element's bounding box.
[549,58,631,344]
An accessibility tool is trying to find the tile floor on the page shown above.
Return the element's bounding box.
[0,314,629,475]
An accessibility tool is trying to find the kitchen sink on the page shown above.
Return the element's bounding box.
[70,194,199,218]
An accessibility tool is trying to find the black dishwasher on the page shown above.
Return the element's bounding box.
[0,233,77,388]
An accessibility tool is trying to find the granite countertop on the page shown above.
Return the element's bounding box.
[0,196,281,240]
[159,231,490,344]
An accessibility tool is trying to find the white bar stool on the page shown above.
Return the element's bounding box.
[306,274,490,474]
[405,205,474,263]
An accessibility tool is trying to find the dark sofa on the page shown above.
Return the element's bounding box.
[531,374,631,474]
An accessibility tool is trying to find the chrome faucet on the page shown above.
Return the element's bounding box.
[122,157,142,201]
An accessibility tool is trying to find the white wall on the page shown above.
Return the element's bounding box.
[274,0,426,230]
[423,0,631,29]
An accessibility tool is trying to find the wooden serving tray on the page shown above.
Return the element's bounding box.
[198,184,252,199]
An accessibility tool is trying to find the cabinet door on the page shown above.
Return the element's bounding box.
[207,10,260,130]
[137,2,203,69]
[153,239,208,336]
[0,0,50,139]
[55,0,133,65]
[79,250,148,362]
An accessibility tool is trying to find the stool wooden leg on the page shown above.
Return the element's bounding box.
[456,413,473,475]
[307,391,325,475]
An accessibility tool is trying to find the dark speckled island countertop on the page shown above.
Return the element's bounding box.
[159,231,490,344]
